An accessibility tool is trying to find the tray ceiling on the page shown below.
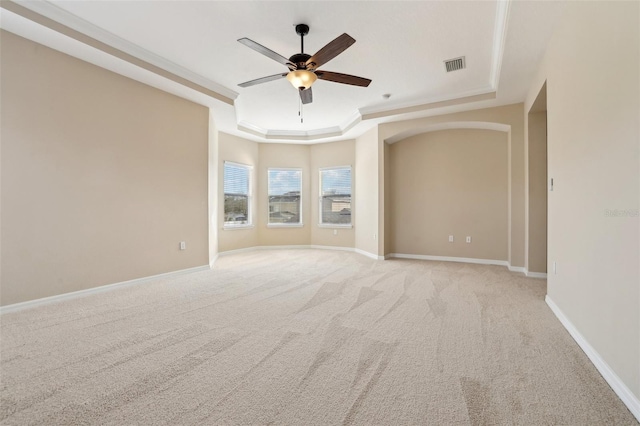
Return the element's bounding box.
[0,1,566,142]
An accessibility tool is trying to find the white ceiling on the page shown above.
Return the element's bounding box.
[0,1,566,143]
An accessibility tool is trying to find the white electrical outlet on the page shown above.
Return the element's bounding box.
[333,229,337,235]
[180,241,186,250]
[553,261,557,274]
[448,235,454,243]
[466,236,471,243]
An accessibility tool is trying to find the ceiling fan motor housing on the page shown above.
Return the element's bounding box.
[237,23,371,104]
[289,53,312,70]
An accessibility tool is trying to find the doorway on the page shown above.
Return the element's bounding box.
[527,83,548,275]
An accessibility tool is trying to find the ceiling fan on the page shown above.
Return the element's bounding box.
[237,24,372,105]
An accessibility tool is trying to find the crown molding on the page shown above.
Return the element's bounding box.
[491,0,511,90]
[237,109,363,142]
[2,0,513,143]
[359,89,496,121]
[357,1,510,123]
[237,121,343,142]
[234,88,500,141]
[1,0,237,104]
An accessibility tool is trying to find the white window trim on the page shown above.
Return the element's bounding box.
[318,223,353,229]
[267,167,303,227]
[223,224,255,231]
[318,165,352,228]
[223,161,253,230]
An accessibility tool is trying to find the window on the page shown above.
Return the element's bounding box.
[224,161,252,227]
[268,168,302,226]
[319,166,352,226]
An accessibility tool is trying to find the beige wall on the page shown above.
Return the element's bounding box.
[257,143,311,246]
[378,133,386,256]
[217,136,356,251]
[219,107,523,270]
[388,129,508,260]
[310,140,356,248]
[526,1,639,400]
[0,31,209,306]
[384,142,391,257]
[527,110,547,273]
[217,132,259,253]
[379,103,525,266]
[355,127,380,257]
[208,112,219,265]
[9,10,637,410]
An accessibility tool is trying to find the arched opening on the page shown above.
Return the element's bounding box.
[385,123,511,264]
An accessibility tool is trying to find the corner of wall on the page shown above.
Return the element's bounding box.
[378,129,386,257]
[354,126,381,257]
[208,111,218,266]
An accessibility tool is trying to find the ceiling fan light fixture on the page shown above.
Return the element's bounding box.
[286,70,317,90]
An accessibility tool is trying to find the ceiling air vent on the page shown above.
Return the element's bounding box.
[444,56,466,72]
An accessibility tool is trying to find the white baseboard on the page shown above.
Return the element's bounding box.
[354,248,385,260]
[545,296,640,422]
[508,265,526,274]
[260,244,355,253]
[525,270,547,279]
[216,247,538,276]
[310,245,355,252]
[216,246,265,257]
[388,253,548,279]
[217,245,312,257]
[218,245,380,260]
[257,245,312,251]
[388,253,509,267]
[0,265,211,314]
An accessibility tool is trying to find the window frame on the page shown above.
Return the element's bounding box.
[267,167,303,228]
[223,161,253,230]
[318,165,353,228]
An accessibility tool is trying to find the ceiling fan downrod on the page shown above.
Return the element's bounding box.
[295,24,309,54]
[237,23,371,109]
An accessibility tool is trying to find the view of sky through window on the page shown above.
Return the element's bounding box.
[268,169,301,195]
[223,164,249,195]
[321,168,351,195]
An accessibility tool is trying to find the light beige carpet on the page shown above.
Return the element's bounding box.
[0,249,636,425]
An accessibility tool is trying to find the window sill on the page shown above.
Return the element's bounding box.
[318,223,353,229]
[267,223,304,228]
[223,224,254,231]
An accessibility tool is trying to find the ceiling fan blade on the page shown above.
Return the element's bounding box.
[299,87,313,104]
[315,71,372,87]
[238,73,288,88]
[305,33,355,70]
[238,38,293,67]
